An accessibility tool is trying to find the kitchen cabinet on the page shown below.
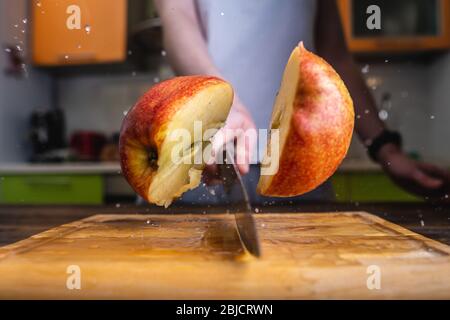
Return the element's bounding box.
[332,172,421,202]
[0,174,103,204]
[31,0,127,66]
[338,0,450,53]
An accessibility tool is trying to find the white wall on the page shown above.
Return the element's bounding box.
[0,0,51,162]
[347,61,434,162]
[58,63,174,138]
[428,52,450,163]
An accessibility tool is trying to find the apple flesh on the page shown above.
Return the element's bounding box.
[257,43,354,197]
[120,76,233,207]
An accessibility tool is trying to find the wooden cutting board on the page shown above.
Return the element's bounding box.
[0,212,449,299]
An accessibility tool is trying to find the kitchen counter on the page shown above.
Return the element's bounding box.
[0,162,121,174]
[0,161,378,174]
[0,203,449,247]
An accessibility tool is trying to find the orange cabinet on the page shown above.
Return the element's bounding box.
[31,0,127,66]
[338,0,450,53]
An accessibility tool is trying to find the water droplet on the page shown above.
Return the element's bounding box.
[22,18,27,24]
[361,64,370,74]
[153,77,160,83]
[364,109,370,114]
[261,223,266,228]
[21,29,25,34]
[356,114,361,119]
[430,115,435,120]
[64,55,69,60]
[220,12,225,16]
[209,189,216,196]
[16,45,22,52]
[77,44,82,49]
[445,194,448,199]
[161,50,167,57]
[36,1,42,7]
[123,110,128,116]
[131,71,136,77]
[4,48,11,53]
[254,208,259,213]
[384,59,389,63]
[378,109,389,121]
[84,24,91,34]
[128,50,132,55]
[146,220,150,224]
[420,220,425,227]
[115,203,121,208]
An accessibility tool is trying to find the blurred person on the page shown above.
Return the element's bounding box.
[154,0,450,205]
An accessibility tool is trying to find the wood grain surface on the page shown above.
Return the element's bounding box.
[0,212,449,299]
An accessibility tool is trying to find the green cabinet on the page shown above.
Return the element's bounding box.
[332,172,421,202]
[0,175,103,204]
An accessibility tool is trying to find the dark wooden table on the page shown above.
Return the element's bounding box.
[0,202,449,247]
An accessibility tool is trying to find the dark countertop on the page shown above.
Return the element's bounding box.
[0,202,449,247]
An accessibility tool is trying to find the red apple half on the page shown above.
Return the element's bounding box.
[120,76,233,207]
[257,43,355,197]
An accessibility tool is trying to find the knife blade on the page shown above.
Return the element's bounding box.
[219,150,261,257]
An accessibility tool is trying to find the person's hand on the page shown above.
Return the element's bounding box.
[377,143,450,201]
[204,97,257,183]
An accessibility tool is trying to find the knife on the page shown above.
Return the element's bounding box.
[219,149,261,257]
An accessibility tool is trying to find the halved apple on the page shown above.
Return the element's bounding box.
[257,43,354,197]
[120,76,233,207]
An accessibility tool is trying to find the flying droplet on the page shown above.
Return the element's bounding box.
[84,24,91,34]
[220,12,225,16]
[361,64,370,74]
[161,50,167,57]
[22,18,27,24]
[4,48,11,53]
[430,115,435,120]
[123,110,128,116]
[36,1,42,7]
[115,203,121,208]
[64,55,69,60]
[153,77,160,83]
[378,109,388,121]
[131,71,136,77]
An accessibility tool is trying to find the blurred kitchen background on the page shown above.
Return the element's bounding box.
[0,0,449,206]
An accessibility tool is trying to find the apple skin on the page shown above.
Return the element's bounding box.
[120,75,232,203]
[257,43,354,197]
